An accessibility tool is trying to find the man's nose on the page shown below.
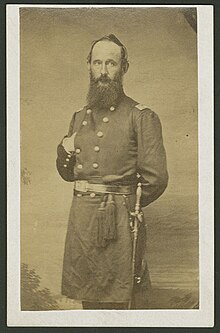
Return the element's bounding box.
[100,63,108,75]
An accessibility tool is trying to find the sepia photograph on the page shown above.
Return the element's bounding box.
[7,4,214,327]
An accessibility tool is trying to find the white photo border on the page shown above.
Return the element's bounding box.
[7,4,214,327]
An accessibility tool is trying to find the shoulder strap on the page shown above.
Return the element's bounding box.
[135,103,148,111]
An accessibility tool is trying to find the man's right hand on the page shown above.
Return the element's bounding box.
[62,132,77,153]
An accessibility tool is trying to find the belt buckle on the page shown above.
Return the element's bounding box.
[75,180,89,192]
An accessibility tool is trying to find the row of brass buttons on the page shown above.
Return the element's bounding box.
[82,117,109,126]
[75,146,100,154]
[76,111,104,169]
[64,153,73,168]
[86,106,115,114]
[66,106,115,169]
[77,162,99,169]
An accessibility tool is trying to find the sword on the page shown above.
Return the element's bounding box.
[128,182,143,309]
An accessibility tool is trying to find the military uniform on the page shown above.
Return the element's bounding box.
[56,92,168,306]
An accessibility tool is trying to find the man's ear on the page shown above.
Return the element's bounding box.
[122,61,129,74]
[87,61,91,71]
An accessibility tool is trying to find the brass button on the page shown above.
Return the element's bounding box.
[103,117,109,123]
[64,164,67,168]
[110,106,115,111]
[93,163,99,169]
[94,146,100,152]
[66,158,70,161]
[87,109,92,114]
[82,120,87,126]
[77,164,83,169]
[97,131,103,138]
[90,192,96,198]
[77,193,82,197]
[75,148,81,154]
[67,154,72,158]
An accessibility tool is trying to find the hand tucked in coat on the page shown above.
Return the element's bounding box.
[62,132,77,153]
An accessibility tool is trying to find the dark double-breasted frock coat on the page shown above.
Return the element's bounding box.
[56,93,168,304]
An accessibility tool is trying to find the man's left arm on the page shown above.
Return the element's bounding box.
[135,108,168,207]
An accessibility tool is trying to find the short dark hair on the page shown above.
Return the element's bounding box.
[87,34,129,68]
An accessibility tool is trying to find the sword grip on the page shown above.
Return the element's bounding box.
[135,182,142,215]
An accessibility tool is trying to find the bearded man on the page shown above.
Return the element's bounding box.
[56,34,168,310]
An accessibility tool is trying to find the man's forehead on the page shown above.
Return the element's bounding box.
[91,41,122,59]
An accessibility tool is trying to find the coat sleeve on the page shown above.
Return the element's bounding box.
[56,113,76,182]
[134,108,168,207]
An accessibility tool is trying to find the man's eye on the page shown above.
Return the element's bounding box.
[108,61,116,67]
[93,61,101,66]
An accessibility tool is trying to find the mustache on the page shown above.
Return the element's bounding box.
[92,74,112,84]
[90,70,123,84]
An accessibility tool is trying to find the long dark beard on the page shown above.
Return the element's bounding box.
[87,71,124,109]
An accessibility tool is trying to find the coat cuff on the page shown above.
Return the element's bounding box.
[56,143,76,181]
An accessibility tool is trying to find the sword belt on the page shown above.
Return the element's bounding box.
[74,180,136,195]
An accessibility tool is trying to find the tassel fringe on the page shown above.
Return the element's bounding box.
[96,194,117,248]
[105,194,117,240]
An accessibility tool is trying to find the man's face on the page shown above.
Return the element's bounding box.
[88,40,123,84]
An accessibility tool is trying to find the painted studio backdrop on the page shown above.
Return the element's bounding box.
[20,7,198,310]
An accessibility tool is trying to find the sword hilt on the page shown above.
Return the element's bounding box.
[135,182,142,215]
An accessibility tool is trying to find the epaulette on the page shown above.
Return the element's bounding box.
[135,103,148,111]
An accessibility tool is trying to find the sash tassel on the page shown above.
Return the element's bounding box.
[96,194,117,247]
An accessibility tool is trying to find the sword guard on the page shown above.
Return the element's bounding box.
[135,276,141,284]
